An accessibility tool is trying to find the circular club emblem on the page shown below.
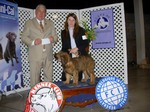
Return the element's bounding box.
[28,82,63,112]
[95,76,128,110]
[96,16,109,30]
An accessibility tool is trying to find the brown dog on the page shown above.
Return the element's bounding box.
[54,51,95,85]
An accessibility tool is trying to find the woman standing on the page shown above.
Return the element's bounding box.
[61,13,89,81]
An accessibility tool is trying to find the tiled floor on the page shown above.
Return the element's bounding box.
[0,66,150,112]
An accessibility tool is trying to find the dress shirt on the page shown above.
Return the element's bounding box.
[69,27,77,57]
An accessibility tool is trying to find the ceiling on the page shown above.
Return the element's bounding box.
[6,0,149,14]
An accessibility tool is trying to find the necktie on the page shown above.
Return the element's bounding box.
[40,21,46,51]
[40,21,44,31]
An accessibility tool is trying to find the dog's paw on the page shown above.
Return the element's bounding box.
[81,79,87,82]
[63,81,69,84]
[90,81,95,85]
[73,83,78,86]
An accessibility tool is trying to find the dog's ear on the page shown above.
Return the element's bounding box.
[61,57,66,65]
[61,56,68,65]
[60,52,70,65]
[6,32,11,39]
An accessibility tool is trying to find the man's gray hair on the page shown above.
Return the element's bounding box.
[35,4,46,12]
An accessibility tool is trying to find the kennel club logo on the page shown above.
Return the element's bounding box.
[95,76,128,110]
[27,82,63,112]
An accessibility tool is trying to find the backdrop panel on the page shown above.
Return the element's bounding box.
[80,3,128,84]
[19,3,127,90]
[19,7,34,88]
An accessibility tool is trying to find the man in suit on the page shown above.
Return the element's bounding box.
[21,4,58,87]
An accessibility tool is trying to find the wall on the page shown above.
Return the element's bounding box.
[125,13,150,65]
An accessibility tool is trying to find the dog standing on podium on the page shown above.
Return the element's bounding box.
[54,51,95,85]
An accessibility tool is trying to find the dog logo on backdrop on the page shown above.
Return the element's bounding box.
[95,76,128,111]
[54,51,95,86]
[4,32,19,66]
[95,16,109,30]
[0,37,3,60]
[0,70,23,92]
[26,82,63,112]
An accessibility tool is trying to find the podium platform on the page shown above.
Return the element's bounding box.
[54,78,101,112]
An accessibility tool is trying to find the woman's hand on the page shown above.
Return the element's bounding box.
[69,47,78,54]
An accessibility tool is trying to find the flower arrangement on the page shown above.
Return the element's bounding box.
[80,19,97,53]
[81,20,96,41]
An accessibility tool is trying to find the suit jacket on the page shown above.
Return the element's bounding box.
[21,18,58,61]
[61,26,89,56]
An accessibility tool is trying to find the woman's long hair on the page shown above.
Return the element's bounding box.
[63,13,80,38]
